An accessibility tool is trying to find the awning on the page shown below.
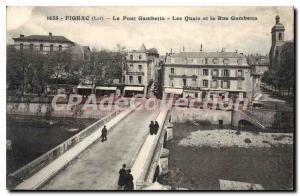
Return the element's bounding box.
[164,88,183,95]
[95,86,117,91]
[77,84,94,89]
[124,86,144,92]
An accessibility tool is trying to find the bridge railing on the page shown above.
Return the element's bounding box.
[7,109,121,189]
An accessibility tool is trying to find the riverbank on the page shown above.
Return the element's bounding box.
[165,123,294,190]
[7,115,98,174]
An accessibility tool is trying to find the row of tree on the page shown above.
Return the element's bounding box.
[261,41,294,96]
[6,45,125,97]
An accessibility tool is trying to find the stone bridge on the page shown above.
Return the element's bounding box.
[11,100,171,190]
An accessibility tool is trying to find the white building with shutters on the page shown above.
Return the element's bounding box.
[162,51,253,101]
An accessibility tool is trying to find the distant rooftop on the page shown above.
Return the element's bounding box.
[170,51,246,58]
[13,32,74,44]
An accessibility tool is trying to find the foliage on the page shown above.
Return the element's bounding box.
[262,41,294,92]
[6,44,125,96]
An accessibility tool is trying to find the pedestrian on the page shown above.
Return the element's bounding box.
[149,121,154,135]
[101,125,107,142]
[124,169,134,190]
[154,121,159,135]
[118,163,127,189]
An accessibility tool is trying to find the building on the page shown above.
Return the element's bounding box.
[247,54,270,90]
[163,50,252,101]
[122,44,160,97]
[269,15,285,68]
[13,32,75,54]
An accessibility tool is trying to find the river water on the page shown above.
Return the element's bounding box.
[6,115,97,174]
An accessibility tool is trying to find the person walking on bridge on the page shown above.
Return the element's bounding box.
[118,163,127,189]
[124,169,134,190]
[149,121,154,135]
[154,121,159,135]
[101,125,107,142]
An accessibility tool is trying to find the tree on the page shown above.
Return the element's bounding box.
[261,41,294,96]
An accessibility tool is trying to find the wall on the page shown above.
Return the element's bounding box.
[6,103,115,119]
[170,108,232,125]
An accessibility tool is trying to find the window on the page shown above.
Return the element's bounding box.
[202,80,208,88]
[183,79,187,86]
[50,44,54,52]
[138,65,142,71]
[59,45,62,51]
[222,69,230,77]
[279,33,282,41]
[202,69,209,76]
[139,55,142,60]
[170,68,175,74]
[212,80,218,88]
[237,58,243,65]
[212,69,219,77]
[237,70,243,77]
[237,79,242,89]
[223,58,229,65]
[169,78,174,87]
[130,64,134,69]
[40,44,43,51]
[138,76,142,84]
[20,43,23,50]
[130,55,133,60]
[192,78,197,86]
[213,58,219,64]
[205,58,208,64]
[221,81,230,89]
[122,75,125,83]
[29,44,34,51]
[129,76,133,83]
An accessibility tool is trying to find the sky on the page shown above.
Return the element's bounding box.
[6,6,294,55]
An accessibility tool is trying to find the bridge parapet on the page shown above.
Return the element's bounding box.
[13,103,141,190]
[131,104,170,190]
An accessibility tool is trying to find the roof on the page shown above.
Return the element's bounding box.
[247,55,270,66]
[170,51,246,58]
[13,35,74,44]
[139,43,147,52]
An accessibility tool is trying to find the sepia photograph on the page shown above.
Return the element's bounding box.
[5,6,295,191]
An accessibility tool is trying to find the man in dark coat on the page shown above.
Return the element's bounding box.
[118,163,127,189]
[154,121,159,135]
[124,169,134,190]
[149,121,154,135]
[101,125,107,142]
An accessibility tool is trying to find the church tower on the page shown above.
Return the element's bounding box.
[269,15,285,67]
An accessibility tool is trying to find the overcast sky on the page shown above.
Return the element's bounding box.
[7,6,294,55]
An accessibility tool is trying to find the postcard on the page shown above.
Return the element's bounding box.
[6,6,295,191]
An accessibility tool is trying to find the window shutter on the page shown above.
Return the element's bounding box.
[235,70,237,77]
[221,81,223,88]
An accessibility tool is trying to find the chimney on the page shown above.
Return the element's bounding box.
[183,46,185,52]
[170,48,173,54]
[49,32,52,36]
[200,44,203,52]
[20,34,24,38]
